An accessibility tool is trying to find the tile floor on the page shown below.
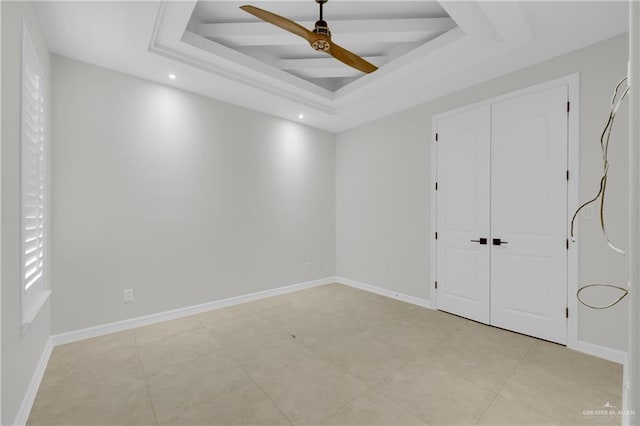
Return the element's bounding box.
[28,283,624,425]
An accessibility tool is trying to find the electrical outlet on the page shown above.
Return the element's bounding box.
[124,289,134,303]
[305,261,311,272]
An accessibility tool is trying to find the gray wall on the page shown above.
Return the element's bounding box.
[336,34,629,352]
[50,55,336,334]
[2,2,52,424]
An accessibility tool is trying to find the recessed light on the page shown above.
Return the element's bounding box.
[168,73,176,80]
[298,113,304,119]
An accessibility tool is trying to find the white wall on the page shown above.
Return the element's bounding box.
[2,2,52,425]
[45,17,629,354]
[337,34,629,352]
[50,55,336,334]
[627,0,640,415]
[336,107,430,299]
[1,2,4,422]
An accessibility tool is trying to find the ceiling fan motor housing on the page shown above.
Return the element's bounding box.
[312,20,331,51]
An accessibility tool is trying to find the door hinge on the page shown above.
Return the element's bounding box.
[435,281,438,289]
[566,307,569,318]
[566,170,570,181]
[435,232,438,240]
[567,101,570,113]
[435,133,439,142]
[435,182,438,191]
[566,238,569,250]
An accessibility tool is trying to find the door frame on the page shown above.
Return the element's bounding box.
[430,73,579,347]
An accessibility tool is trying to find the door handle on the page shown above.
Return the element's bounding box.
[493,238,509,246]
[470,238,488,245]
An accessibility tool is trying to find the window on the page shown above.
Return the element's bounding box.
[21,23,50,331]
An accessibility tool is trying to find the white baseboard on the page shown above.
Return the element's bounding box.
[569,340,630,425]
[34,276,631,426]
[14,337,53,426]
[51,275,432,348]
[335,276,432,309]
[52,276,335,346]
[570,339,628,365]
[334,277,631,367]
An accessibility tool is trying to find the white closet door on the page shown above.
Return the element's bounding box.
[490,85,568,344]
[436,105,491,324]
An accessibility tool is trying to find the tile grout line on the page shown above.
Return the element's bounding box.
[307,311,435,426]
[247,296,454,425]
[305,356,372,426]
[472,338,537,425]
[233,304,383,425]
[313,350,423,426]
[371,325,469,425]
[196,313,298,426]
[133,332,161,426]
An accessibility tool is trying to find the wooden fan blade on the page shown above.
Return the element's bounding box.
[240,5,314,43]
[329,43,378,74]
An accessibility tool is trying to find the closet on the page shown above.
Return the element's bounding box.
[434,82,570,344]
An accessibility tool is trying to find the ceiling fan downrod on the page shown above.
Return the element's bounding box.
[317,0,326,20]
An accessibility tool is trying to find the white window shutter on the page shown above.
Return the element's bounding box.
[21,23,49,330]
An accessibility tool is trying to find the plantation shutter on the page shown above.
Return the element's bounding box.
[21,24,48,328]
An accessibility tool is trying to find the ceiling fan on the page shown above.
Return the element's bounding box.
[239,0,378,74]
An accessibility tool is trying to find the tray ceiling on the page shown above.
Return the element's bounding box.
[35,1,628,132]
[187,1,456,91]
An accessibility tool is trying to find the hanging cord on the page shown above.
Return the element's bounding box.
[570,76,629,253]
[570,76,630,309]
[577,284,628,310]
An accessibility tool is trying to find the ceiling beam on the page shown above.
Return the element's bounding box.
[277,56,386,70]
[194,18,456,46]
[276,56,387,77]
[288,67,363,79]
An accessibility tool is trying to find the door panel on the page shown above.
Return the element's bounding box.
[436,105,491,324]
[490,85,568,344]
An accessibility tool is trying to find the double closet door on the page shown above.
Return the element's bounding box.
[435,85,569,344]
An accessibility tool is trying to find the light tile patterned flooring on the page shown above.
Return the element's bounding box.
[28,284,623,425]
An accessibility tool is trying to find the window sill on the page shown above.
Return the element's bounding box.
[21,290,52,335]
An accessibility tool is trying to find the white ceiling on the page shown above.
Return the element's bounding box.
[188,1,456,91]
[36,1,628,133]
